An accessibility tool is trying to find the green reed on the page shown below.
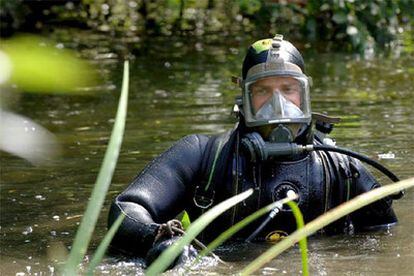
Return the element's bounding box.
[241,177,414,275]
[145,189,254,276]
[63,61,129,275]
[85,213,126,275]
[197,195,298,260]
[286,201,308,276]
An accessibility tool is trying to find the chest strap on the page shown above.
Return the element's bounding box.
[193,130,233,209]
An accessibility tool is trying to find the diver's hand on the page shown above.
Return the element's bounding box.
[154,219,184,242]
[145,220,198,269]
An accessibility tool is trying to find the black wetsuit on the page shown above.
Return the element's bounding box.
[108,127,397,257]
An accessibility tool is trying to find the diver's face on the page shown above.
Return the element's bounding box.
[250,76,301,112]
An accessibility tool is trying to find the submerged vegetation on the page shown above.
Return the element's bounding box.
[1,0,413,52]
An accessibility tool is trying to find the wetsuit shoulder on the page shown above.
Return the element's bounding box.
[348,157,398,231]
[108,134,210,256]
[325,150,398,232]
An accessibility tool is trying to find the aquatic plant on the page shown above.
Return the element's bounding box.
[63,61,129,275]
[241,177,414,275]
[197,195,298,260]
[147,175,412,275]
[86,213,126,275]
[145,189,254,276]
[286,201,308,276]
[193,194,308,275]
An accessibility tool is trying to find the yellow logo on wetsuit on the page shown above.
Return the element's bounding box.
[265,230,288,243]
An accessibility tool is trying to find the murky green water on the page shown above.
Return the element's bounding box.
[1,30,413,275]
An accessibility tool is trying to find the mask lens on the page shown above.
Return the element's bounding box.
[255,92,304,119]
[245,76,310,125]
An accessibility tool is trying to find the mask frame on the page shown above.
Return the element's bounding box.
[242,70,312,128]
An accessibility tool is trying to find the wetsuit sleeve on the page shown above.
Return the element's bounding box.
[108,134,209,256]
[349,159,398,231]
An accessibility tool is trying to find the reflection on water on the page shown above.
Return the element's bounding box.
[1,31,413,275]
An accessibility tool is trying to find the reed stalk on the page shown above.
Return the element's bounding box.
[241,177,414,275]
[63,61,129,275]
[145,189,254,276]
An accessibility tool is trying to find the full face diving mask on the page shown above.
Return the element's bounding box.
[241,35,312,143]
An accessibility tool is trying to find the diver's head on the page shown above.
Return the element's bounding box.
[240,35,312,144]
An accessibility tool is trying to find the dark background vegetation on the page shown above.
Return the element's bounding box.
[1,0,413,52]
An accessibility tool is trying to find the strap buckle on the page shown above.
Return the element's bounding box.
[193,186,215,209]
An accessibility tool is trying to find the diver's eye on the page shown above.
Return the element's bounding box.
[282,88,295,95]
[252,87,271,97]
[281,85,300,95]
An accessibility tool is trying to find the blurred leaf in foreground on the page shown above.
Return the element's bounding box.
[0,109,60,165]
[0,34,97,94]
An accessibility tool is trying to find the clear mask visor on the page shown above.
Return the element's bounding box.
[243,75,311,127]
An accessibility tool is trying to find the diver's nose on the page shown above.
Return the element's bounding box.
[272,89,281,96]
[270,90,283,109]
[271,90,287,106]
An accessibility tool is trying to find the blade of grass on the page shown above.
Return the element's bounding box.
[85,213,125,275]
[241,177,414,275]
[197,195,298,260]
[63,60,129,275]
[145,188,254,276]
[286,201,308,276]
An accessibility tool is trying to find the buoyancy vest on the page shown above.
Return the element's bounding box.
[189,127,390,241]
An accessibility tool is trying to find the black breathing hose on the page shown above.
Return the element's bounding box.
[244,142,404,242]
[313,145,399,182]
[311,145,404,199]
[245,208,280,242]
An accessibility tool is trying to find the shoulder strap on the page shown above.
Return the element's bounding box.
[322,150,356,234]
[193,129,235,209]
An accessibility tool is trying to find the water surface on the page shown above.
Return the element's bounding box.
[1,30,413,275]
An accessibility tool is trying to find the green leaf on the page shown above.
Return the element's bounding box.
[1,35,97,94]
[241,177,414,275]
[332,12,347,24]
[238,0,261,15]
[180,211,191,230]
[86,213,125,275]
[286,201,308,276]
[197,195,297,260]
[63,60,129,275]
[145,188,254,276]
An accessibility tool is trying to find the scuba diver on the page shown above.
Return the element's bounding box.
[108,35,402,267]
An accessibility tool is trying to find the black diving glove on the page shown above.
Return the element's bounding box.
[145,219,198,269]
